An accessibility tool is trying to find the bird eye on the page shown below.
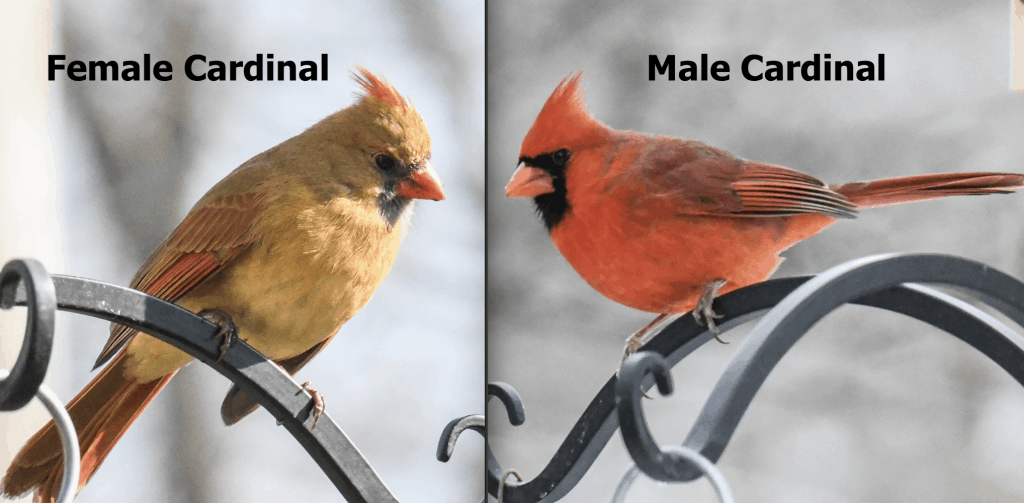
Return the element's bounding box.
[552,149,571,166]
[375,154,399,172]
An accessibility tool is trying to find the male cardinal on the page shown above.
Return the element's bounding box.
[506,73,1023,359]
[2,68,444,502]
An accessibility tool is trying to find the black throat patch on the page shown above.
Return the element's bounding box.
[519,153,570,231]
[376,179,412,231]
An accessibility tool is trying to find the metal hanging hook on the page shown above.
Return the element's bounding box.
[489,254,1024,501]
[1,259,405,502]
[671,254,1024,482]
[488,382,526,426]
[0,259,78,502]
[614,352,700,482]
[437,413,486,503]
[436,414,484,463]
[485,382,526,500]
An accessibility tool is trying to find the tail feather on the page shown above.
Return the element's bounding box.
[1,352,175,502]
[833,172,1024,209]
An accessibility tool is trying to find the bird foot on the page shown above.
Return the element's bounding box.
[618,314,676,399]
[618,337,643,379]
[300,381,326,430]
[618,338,651,399]
[691,279,728,343]
[198,309,238,362]
[618,313,670,378]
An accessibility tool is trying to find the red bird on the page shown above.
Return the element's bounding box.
[506,73,1024,358]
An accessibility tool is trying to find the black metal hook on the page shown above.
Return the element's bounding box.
[0,258,56,412]
[435,385,518,503]
[436,414,484,463]
[486,277,805,502]
[435,385,519,468]
[488,382,525,426]
[666,254,1024,482]
[490,254,1024,501]
[615,352,687,481]
[485,382,529,498]
[5,261,401,503]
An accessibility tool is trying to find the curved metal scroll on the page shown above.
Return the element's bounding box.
[436,414,484,463]
[490,253,1024,501]
[437,383,520,464]
[4,259,399,503]
[1,259,79,503]
[0,258,56,411]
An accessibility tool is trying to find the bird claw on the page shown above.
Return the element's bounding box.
[618,316,671,400]
[300,381,326,430]
[692,279,728,343]
[198,309,239,362]
[617,314,669,379]
[618,344,655,399]
[618,338,642,378]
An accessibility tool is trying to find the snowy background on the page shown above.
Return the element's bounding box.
[488,1,1024,502]
[1,1,483,502]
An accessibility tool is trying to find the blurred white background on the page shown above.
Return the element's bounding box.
[488,1,1024,502]
[2,1,483,502]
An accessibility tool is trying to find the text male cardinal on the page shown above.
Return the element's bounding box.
[2,68,444,502]
[506,73,1023,359]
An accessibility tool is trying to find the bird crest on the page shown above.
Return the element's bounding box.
[344,67,430,168]
[353,66,409,112]
[520,72,606,158]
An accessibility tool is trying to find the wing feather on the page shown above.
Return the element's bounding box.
[630,139,856,219]
[93,192,264,369]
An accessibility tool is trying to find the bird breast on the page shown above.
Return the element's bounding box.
[549,190,834,314]
[181,193,405,361]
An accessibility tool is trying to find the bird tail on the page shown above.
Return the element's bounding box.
[833,172,1024,209]
[1,351,176,502]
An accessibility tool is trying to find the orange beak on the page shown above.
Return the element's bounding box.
[506,163,555,198]
[395,160,445,201]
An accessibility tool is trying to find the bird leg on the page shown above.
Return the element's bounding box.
[692,279,728,343]
[198,309,239,362]
[619,313,674,377]
[300,381,326,430]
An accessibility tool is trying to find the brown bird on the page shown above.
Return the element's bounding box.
[506,73,1024,359]
[2,68,444,502]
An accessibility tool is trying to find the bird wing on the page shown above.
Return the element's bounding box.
[94,191,264,369]
[629,139,856,219]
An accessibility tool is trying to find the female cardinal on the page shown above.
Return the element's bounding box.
[506,73,1024,358]
[2,68,444,502]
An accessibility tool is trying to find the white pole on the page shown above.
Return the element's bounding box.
[0,2,64,501]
